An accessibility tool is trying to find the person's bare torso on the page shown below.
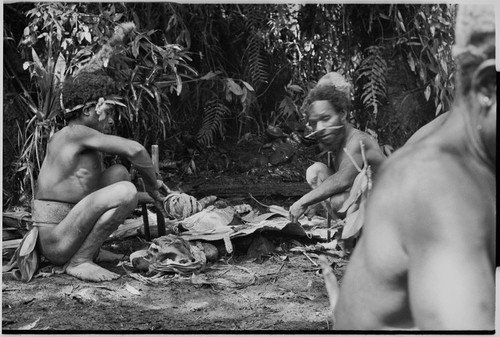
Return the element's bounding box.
[329,127,384,174]
[334,134,496,329]
[36,125,104,204]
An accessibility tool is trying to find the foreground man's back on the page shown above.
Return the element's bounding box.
[333,4,496,330]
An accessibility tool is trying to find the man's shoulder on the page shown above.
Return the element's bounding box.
[348,128,381,148]
[375,144,484,203]
[58,124,105,140]
[49,125,104,151]
[372,147,433,189]
[343,128,385,163]
[55,124,92,135]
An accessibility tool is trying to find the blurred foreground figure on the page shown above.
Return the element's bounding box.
[328,5,496,330]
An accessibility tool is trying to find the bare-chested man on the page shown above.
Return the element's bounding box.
[289,74,386,227]
[7,66,165,282]
[332,5,496,330]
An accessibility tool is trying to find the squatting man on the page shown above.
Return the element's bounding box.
[5,23,167,282]
[289,73,386,240]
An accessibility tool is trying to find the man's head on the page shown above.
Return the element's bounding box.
[60,22,135,132]
[453,4,496,165]
[305,84,351,148]
[61,72,120,133]
[301,71,352,114]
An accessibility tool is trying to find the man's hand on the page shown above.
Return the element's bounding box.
[150,190,168,219]
[289,201,307,223]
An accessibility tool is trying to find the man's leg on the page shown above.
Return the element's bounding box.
[99,164,131,187]
[95,164,134,262]
[306,162,334,189]
[101,164,165,204]
[330,191,350,215]
[38,181,138,282]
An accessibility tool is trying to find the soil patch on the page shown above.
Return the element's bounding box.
[2,132,348,332]
[3,233,347,331]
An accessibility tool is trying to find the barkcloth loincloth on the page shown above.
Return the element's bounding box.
[3,200,75,282]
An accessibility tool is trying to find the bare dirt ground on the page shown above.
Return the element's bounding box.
[2,233,347,332]
[2,134,348,332]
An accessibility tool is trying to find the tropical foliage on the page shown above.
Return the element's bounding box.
[3,3,457,207]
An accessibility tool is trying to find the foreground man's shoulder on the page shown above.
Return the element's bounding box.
[374,146,461,198]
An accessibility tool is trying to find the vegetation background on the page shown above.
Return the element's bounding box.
[3,3,457,209]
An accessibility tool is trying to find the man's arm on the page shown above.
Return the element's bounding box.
[297,140,376,208]
[405,168,494,330]
[296,160,358,208]
[289,140,365,221]
[72,125,161,199]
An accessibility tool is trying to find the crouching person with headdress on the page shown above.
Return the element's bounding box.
[5,24,165,282]
[289,72,386,240]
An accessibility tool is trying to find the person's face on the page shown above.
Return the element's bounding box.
[88,103,115,133]
[307,100,347,147]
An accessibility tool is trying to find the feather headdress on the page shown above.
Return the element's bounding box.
[316,72,352,98]
[300,72,352,115]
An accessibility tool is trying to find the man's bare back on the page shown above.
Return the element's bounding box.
[335,128,495,329]
[331,5,496,328]
[37,125,106,203]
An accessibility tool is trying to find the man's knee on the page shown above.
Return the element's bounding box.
[330,191,350,213]
[306,162,331,187]
[109,181,138,209]
[100,164,131,187]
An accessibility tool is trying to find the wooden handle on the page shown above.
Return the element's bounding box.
[151,145,159,176]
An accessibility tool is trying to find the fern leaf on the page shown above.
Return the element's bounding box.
[196,97,230,146]
[245,34,268,89]
[355,46,387,118]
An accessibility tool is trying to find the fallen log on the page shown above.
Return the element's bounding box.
[182,182,311,199]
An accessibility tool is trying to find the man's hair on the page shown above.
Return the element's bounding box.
[303,84,352,117]
[316,72,352,96]
[453,5,495,96]
[301,71,352,115]
[61,72,119,121]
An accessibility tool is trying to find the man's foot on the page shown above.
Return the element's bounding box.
[96,249,124,262]
[66,261,120,282]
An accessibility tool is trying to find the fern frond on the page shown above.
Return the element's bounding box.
[355,46,387,118]
[196,97,231,146]
[244,33,268,89]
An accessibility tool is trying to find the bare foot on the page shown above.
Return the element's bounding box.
[96,249,124,263]
[66,261,120,282]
